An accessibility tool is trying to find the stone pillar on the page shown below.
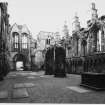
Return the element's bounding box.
[76,38,79,56]
[81,39,87,56]
[0,6,1,34]
[97,32,100,51]
[101,30,104,52]
[87,33,92,54]
[91,30,98,53]
[78,39,81,56]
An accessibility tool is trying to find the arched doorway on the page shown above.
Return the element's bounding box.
[13,54,26,71]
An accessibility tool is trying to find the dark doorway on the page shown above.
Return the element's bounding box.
[13,54,26,71]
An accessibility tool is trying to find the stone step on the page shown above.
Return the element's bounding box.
[12,88,29,98]
[0,91,8,99]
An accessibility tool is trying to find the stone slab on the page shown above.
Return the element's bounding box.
[14,83,35,88]
[12,88,29,98]
[29,73,37,75]
[14,83,25,88]
[27,76,36,79]
[40,75,53,78]
[6,75,17,79]
[24,83,35,87]
[17,73,28,76]
[66,86,90,93]
[7,75,16,77]
[0,91,8,99]
[40,75,45,77]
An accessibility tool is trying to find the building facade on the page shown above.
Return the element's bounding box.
[9,23,35,71]
[66,2,105,74]
[35,31,61,69]
[65,3,105,58]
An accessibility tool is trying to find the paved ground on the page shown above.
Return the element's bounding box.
[0,71,105,103]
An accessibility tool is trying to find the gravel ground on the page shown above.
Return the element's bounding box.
[0,71,105,103]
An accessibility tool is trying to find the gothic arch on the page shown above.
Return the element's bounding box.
[13,53,27,70]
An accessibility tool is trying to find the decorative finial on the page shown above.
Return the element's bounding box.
[64,20,67,25]
[74,12,79,21]
[92,2,95,9]
[74,12,79,22]
[75,12,78,17]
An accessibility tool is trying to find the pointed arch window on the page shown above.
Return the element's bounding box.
[12,32,19,51]
[46,38,50,45]
[22,33,28,49]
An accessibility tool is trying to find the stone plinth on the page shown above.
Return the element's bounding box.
[80,72,105,90]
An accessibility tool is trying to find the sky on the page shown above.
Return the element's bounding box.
[1,0,105,39]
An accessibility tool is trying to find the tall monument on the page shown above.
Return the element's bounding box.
[72,13,81,56]
[72,13,81,31]
[63,20,69,39]
[90,3,99,53]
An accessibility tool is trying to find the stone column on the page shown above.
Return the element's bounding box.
[91,28,99,53]
[18,33,21,52]
[81,39,87,56]
[97,32,100,51]
[87,33,92,54]
[78,39,81,56]
[76,38,79,56]
[101,30,104,52]
[0,6,1,34]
